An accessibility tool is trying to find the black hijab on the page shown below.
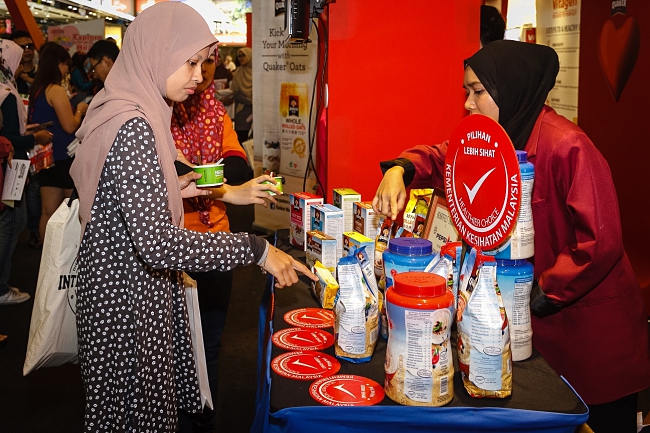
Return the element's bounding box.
[464,40,559,150]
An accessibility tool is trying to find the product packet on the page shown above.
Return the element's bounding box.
[311,204,344,260]
[334,246,379,363]
[311,261,339,309]
[374,217,393,281]
[289,192,324,250]
[425,242,462,308]
[456,252,512,398]
[353,201,381,239]
[305,230,337,276]
[394,227,414,238]
[332,188,362,233]
[343,231,374,268]
[403,188,433,236]
[374,217,393,338]
[26,144,54,175]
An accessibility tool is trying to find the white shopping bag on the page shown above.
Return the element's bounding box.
[183,273,214,410]
[24,197,80,375]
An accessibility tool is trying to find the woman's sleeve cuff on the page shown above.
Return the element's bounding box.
[247,233,269,265]
[379,158,415,186]
[530,280,562,318]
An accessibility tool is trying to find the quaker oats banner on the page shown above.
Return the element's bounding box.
[536,0,581,123]
[252,0,319,177]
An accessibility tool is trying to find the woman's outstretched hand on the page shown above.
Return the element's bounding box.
[372,166,407,220]
[220,174,280,206]
[260,245,318,288]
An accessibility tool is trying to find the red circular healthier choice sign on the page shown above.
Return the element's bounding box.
[284,308,335,328]
[271,351,340,380]
[272,327,334,351]
[444,114,521,250]
[309,375,385,406]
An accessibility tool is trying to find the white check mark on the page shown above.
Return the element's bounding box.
[292,359,318,369]
[463,168,496,204]
[290,335,314,343]
[333,384,356,398]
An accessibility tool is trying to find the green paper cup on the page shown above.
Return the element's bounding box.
[193,164,224,187]
[263,176,284,195]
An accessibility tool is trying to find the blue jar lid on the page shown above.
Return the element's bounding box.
[388,237,433,255]
[496,259,529,266]
[516,150,528,163]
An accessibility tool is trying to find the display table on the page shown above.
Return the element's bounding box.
[252,229,589,433]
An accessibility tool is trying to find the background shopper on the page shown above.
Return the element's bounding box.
[11,30,36,95]
[0,40,51,306]
[85,39,119,84]
[69,51,94,96]
[10,30,42,246]
[229,47,253,144]
[29,43,88,241]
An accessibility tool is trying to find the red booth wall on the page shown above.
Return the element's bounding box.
[323,1,481,203]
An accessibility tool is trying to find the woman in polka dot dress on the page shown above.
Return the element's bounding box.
[70,4,316,432]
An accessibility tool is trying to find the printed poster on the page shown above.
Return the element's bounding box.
[48,19,105,55]
[536,0,581,123]
[252,0,319,177]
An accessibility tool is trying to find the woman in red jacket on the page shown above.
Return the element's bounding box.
[373,40,650,433]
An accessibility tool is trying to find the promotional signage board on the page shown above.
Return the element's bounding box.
[536,0,581,121]
[252,0,318,176]
[444,115,520,250]
[48,19,105,55]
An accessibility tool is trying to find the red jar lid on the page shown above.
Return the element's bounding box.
[393,272,447,298]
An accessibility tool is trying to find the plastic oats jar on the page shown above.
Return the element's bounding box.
[384,272,454,406]
[382,238,434,290]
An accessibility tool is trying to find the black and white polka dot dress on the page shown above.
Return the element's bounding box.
[76,118,257,432]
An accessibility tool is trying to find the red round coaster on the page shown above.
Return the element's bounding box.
[309,374,385,406]
[283,308,335,328]
[272,328,334,351]
[271,351,340,381]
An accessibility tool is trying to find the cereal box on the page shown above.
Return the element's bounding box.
[310,204,344,260]
[343,231,375,268]
[332,188,362,233]
[353,201,381,240]
[306,231,338,275]
[289,192,324,250]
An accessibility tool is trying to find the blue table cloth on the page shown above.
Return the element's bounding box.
[252,230,588,433]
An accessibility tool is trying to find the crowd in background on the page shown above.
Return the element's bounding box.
[0,28,254,336]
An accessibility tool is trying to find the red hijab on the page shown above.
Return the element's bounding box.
[171,82,227,166]
[171,83,228,227]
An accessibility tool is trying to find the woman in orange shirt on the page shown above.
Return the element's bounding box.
[171,48,278,433]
